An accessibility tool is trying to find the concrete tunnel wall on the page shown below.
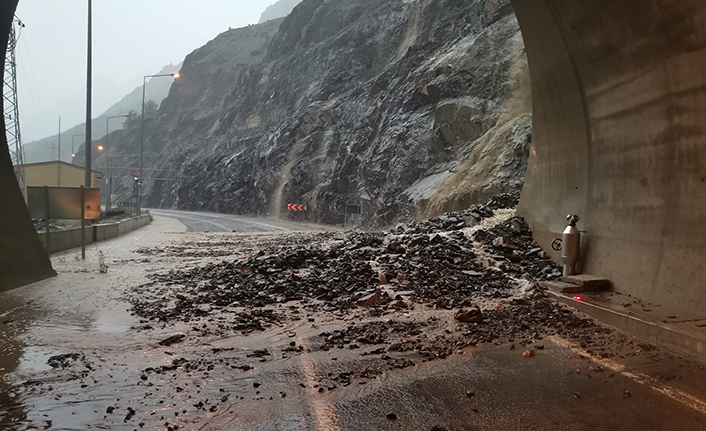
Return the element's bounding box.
[512,0,706,315]
[0,0,56,291]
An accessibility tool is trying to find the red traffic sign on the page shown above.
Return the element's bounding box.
[288,204,307,212]
[129,171,152,178]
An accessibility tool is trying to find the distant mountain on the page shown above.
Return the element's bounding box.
[22,63,181,163]
[259,0,302,23]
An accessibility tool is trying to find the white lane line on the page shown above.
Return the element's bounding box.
[183,211,292,232]
[151,210,291,232]
[548,335,706,416]
[295,336,343,431]
[232,218,291,232]
[151,212,233,232]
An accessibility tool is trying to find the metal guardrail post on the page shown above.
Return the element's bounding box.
[44,186,50,255]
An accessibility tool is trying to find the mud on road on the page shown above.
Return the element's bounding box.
[2,203,706,430]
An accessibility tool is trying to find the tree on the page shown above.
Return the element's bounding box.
[124,110,139,129]
[144,100,159,118]
[124,100,159,129]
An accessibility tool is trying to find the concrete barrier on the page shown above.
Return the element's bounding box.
[37,214,152,255]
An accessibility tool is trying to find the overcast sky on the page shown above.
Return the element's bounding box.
[14,0,279,143]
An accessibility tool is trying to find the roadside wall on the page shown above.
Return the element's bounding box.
[0,0,57,292]
[513,0,706,316]
[37,215,152,255]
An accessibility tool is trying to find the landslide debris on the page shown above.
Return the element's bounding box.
[129,194,618,368]
[132,197,550,323]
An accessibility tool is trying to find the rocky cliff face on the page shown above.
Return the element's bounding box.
[103,0,530,227]
[259,0,303,23]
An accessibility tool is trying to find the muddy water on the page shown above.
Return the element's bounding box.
[0,218,185,430]
[3,216,706,430]
[0,275,142,430]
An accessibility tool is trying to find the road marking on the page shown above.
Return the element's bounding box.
[235,218,291,232]
[151,212,233,232]
[151,210,292,232]
[296,336,343,431]
[548,335,706,416]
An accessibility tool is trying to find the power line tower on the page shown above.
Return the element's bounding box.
[3,17,26,194]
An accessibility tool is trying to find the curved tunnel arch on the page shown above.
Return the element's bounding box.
[512,0,706,315]
[0,0,55,291]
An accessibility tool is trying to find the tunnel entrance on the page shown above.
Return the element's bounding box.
[512,0,706,316]
[0,0,55,291]
[3,0,706,318]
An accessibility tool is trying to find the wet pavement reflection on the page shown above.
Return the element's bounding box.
[1,217,706,431]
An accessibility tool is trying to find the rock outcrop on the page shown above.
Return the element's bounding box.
[259,0,303,23]
[98,0,530,227]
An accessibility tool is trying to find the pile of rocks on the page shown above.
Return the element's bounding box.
[132,209,557,326]
[129,191,635,367]
[392,191,521,235]
[127,198,630,363]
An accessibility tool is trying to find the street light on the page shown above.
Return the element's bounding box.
[137,72,180,214]
[96,144,105,208]
[72,134,85,161]
[105,114,131,210]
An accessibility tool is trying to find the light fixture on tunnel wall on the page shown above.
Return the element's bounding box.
[137,71,182,214]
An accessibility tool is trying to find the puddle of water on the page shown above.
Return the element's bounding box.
[17,346,61,373]
[94,308,138,334]
[28,321,86,338]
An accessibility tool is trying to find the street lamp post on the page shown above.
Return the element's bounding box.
[81,0,93,261]
[84,0,93,189]
[71,134,85,160]
[137,72,180,214]
[105,114,131,210]
[57,116,61,160]
[57,116,62,185]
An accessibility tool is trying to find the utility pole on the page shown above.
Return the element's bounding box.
[105,114,130,211]
[138,78,146,214]
[84,0,92,188]
[3,16,26,196]
[82,0,92,261]
[138,72,179,214]
[72,134,85,160]
[57,116,61,185]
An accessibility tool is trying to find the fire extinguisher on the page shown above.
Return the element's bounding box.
[552,214,581,276]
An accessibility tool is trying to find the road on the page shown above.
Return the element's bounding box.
[148,208,326,233]
[0,217,705,430]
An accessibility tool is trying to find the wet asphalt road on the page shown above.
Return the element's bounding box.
[148,208,323,233]
[1,217,706,430]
